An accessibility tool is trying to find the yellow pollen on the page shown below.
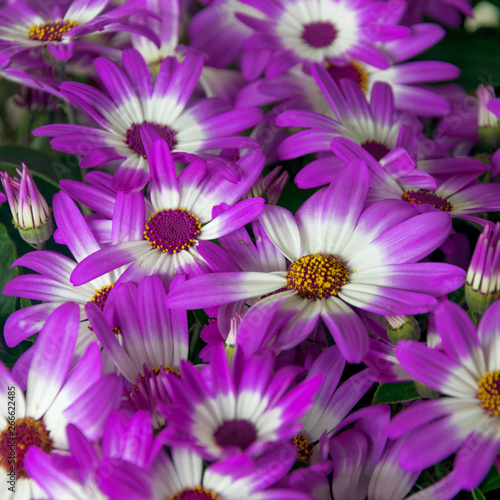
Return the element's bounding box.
[170,485,220,500]
[402,191,453,212]
[28,20,78,42]
[134,365,181,392]
[286,253,349,300]
[293,434,314,462]
[478,370,500,416]
[89,283,114,311]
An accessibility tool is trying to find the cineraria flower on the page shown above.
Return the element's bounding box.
[0,0,158,60]
[151,444,313,500]
[69,138,265,287]
[389,299,500,491]
[402,0,473,28]
[3,192,124,354]
[25,412,156,500]
[276,64,425,167]
[236,0,410,79]
[164,160,465,362]
[85,275,189,429]
[162,343,321,460]
[33,49,263,192]
[0,303,122,497]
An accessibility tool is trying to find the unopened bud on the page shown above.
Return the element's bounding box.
[1,163,53,249]
[466,222,500,315]
[478,85,500,150]
[386,315,420,345]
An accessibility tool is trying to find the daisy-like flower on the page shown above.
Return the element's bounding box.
[236,0,410,79]
[25,412,157,500]
[69,138,265,287]
[162,343,321,460]
[389,299,500,491]
[85,275,188,429]
[151,444,313,500]
[164,160,465,363]
[0,0,158,61]
[3,192,125,355]
[33,49,263,192]
[0,303,122,497]
[276,63,426,168]
[402,0,473,28]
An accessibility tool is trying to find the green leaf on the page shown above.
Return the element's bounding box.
[20,298,32,309]
[479,464,500,493]
[472,488,487,500]
[372,382,420,405]
[0,222,18,325]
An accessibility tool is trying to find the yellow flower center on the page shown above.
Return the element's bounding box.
[0,417,53,479]
[286,253,349,300]
[28,20,78,42]
[171,485,220,500]
[293,434,314,462]
[478,370,500,416]
[402,191,453,212]
[89,283,114,311]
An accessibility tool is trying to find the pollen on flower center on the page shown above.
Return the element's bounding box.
[286,253,350,300]
[293,434,314,462]
[477,370,500,416]
[301,22,337,48]
[144,208,201,254]
[125,122,177,158]
[171,486,221,500]
[27,20,78,42]
[361,140,391,162]
[0,417,53,479]
[402,191,453,212]
[89,283,114,310]
[213,419,257,451]
[326,60,369,94]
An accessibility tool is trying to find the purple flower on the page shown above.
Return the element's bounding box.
[0,303,122,494]
[162,343,321,460]
[164,160,465,362]
[33,49,263,192]
[0,0,158,61]
[236,0,410,79]
[389,299,500,491]
[68,139,265,287]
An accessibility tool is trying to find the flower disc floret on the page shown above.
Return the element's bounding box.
[213,419,257,451]
[89,283,113,311]
[125,122,177,158]
[27,20,77,42]
[286,253,350,300]
[402,191,453,212]
[301,22,337,48]
[171,486,220,500]
[477,371,500,416]
[361,140,391,162]
[144,208,201,254]
[326,59,369,93]
[0,417,53,478]
[293,434,313,462]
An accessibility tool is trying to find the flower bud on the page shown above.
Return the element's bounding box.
[386,315,420,345]
[478,85,500,150]
[466,222,500,314]
[1,163,53,249]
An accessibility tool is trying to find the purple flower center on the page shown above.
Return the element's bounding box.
[125,122,177,158]
[286,253,350,300]
[402,191,453,212]
[144,208,201,254]
[326,60,368,93]
[213,419,257,451]
[293,434,313,462]
[0,417,53,479]
[477,370,500,416]
[361,140,391,162]
[28,20,78,42]
[171,487,220,500]
[88,283,113,311]
[301,22,337,48]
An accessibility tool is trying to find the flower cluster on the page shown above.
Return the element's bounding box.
[2,0,500,499]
